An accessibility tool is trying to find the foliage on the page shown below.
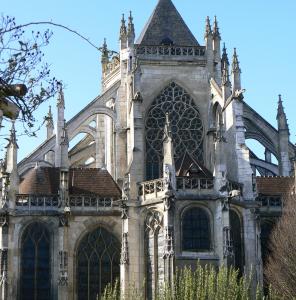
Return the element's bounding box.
[101,262,278,300]
[265,193,296,299]
[0,15,60,133]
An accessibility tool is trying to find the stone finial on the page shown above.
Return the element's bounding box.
[120,14,127,39]
[221,44,230,86]
[232,48,241,73]
[127,11,135,39]
[204,16,212,38]
[101,38,109,63]
[57,86,65,108]
[277,94,289,131]
[7,120,18,148]
[45,105,54,138]
[213,16,221,39]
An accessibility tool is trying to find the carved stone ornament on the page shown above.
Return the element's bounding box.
[163,196,174,212]
[120,202,129,220]
[59,213,69,227]
[120,233,129,265]
[223,226,234,259]
[0,213,8,227]
[0,249,8,287]
[58,251,68,286]
[163,226,174,259]
[133,91,143,102]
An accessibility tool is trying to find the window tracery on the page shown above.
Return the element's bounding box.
[145,82,204,180]
[20,222,51,300]
[77,227,120,300]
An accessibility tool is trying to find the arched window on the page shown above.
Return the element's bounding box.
[77,227,120,300]
[230,210,244,273]
[182,207,211,252]
[20,222,51,300]
[145,210,164,300]
[145,82,204,180]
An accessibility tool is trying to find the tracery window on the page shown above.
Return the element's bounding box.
[145,210,164,300]
[182,207,211,252]
[145,82,204,180]
[20,222,51,300]
[77,227,120,300]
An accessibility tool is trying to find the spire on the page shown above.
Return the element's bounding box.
[213,16,221,39]
[127,11,135,45]
[45,105,54,139]
[221,44,230,86]
[137,0,199,46]
[204,16,212,38]
[232,48,240,73]
[101,38,109,64]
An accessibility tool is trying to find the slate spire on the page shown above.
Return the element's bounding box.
[137,0,199,46]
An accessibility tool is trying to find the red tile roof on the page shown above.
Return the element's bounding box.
[256,176,295,196]
[19,167,121,198]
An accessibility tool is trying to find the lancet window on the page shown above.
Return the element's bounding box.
[145,82,204,180]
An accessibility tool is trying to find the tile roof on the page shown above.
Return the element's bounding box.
[19,167,121,198]
[256,176,295,196]
[136,0,199,46]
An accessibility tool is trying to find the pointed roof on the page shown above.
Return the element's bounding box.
[136,0,199,46]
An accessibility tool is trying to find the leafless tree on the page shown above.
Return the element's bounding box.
[265,190,296,299]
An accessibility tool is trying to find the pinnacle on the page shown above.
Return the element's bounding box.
[232,48,241,73]
[205,16,212,38]
[213,16,221,39]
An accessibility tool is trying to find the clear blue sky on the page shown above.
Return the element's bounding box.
[1,0,296,161]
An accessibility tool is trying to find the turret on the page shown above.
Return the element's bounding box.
[277,95,291,176]
[221,44,232,100]
[163,113,176,190]
[45,105,54,139]
[101,38,109,74]
[119,14,127,50]
[55,87,65,167]
[231,48,241,92]
[205,16,214,76]
[127,11,135,47]
[5,121,19,208]
[213,16,222,84]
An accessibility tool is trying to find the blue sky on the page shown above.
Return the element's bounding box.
[1,0,296,161]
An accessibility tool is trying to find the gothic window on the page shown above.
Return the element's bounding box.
[20,222,51,300]
[77,227,120,300]
[182,207,211,252]
[145,210,164,300]
[145,82,204,180]
[229,210,244,273]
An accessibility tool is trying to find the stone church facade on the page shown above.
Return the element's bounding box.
[0,0,295,299]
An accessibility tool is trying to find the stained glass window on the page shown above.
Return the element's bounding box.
[230,210,244,273]
[77,227,120,300]
[145,82,204,180]
[20,222,51,300]
[182,207,211,251]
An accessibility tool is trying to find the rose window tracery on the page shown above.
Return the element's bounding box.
[145,82,204,180]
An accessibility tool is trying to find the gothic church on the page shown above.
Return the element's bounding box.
[1,0,295,299]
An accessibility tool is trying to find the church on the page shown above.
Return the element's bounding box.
[0,0,295,299]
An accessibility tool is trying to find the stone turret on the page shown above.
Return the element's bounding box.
[205,16,214,76]
[213,16,222,85]
[221,44,232,100]
[55,87,65,167]
[46,105,54,139]
[5,121,19,208]
[231,48,241,92]
[277,95,291,176]
[119,14,127,50]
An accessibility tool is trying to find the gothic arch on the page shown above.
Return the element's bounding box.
[180,204,213,252]
[76,226,120,300]
[145,82,204,180]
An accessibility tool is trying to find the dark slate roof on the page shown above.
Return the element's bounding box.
[19,167,121,198]
[136,0,199,46]
[256,176,294,196]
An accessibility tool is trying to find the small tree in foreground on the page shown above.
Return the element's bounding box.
[102,263,278,300]
[265,193,296,299]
